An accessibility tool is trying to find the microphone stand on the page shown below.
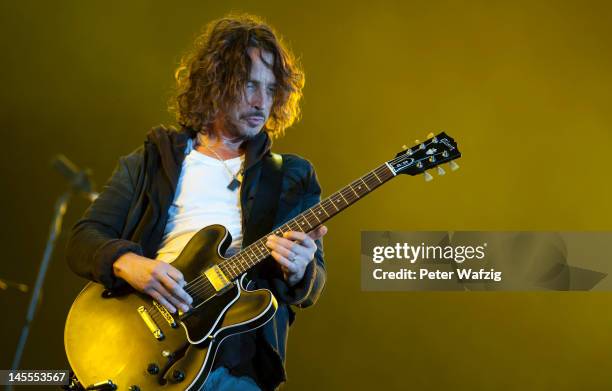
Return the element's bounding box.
[9,155,97,386]
[10,191,72,374]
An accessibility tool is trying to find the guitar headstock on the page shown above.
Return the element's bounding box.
[387,132,461,180]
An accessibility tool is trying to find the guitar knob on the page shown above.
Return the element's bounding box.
[437,166,446,176]
[424,171,434,182]
[172,370,185,382]
[449,161,459,171]
[147,363,159,375]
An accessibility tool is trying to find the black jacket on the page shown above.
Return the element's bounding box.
[66,125,326,390]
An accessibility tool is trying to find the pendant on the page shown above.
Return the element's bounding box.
[227,177,241,191]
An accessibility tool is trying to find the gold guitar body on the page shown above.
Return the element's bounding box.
[64,225,277,390]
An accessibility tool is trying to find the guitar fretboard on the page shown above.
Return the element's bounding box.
[217,162,396,280]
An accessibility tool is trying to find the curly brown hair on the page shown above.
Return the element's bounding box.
[169,14,305,139]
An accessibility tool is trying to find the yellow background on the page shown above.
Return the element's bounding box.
[1,1,611,389]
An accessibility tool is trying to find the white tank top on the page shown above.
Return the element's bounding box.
[155,138,245,263]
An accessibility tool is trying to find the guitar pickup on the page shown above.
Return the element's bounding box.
[137,306,164,340]
[204,265,230,292]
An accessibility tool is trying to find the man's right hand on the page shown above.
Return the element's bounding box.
[113,252,193,313]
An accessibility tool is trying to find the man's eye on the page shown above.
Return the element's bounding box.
[267,87,276,95]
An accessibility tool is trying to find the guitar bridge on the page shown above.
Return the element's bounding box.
[153,301,178,328]
[137,306,164,340]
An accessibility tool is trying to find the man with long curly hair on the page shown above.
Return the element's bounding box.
[67,14,327,391]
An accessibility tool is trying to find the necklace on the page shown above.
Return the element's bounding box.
[196,133,244,191]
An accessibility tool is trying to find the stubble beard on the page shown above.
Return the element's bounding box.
[224,114,263,142]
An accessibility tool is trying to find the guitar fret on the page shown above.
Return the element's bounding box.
[227,261,237,277]
[253,248,260,264]
[297,215,309,230]
[308,208,321,223]
[323,200,335,216]
[286,220,297,232]
[222,261,231,277]
[314,205,328,219]
[229,257,239,274]
[235,258,243,275]
[240,250,249,265]
[364,174,376,187]
[220,263,231,279]
[230,258,241,277]
[251,245,264,260]
[359,178,370,191]
[345,186,358,201]
[338,189,350,204]
[318,205,330,218]
[257,243,267,257]
[333,194,345,209]
[329,197,340,211]
[349,183,360,198]
[372,170,382,183]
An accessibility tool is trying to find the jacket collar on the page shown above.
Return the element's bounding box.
[146,125,272,190]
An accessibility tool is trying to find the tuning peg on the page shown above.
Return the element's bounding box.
[415,139,420,145]
[449,161,459,171]
[402,145,408,150]
[427,132,434,139]
[424,171,434,182]
[437,166,446,176]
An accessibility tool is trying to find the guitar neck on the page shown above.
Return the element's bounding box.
[218,162,396,280]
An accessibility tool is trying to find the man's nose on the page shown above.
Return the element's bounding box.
[250,88,265,110]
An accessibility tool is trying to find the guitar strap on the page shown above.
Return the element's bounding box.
[242,152,284,248]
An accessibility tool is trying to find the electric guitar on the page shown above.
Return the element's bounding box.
[64,132,461,390]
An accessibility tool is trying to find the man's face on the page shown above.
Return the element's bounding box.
[220,47,277,140]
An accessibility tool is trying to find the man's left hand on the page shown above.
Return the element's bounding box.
[266,225,328,286]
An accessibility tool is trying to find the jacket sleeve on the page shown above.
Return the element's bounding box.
[66,150,145,290]
[272,161,327,309]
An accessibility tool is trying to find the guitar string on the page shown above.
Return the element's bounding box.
[182,148,416,296]
[144,142,454,319]
[183,143,452,299]
[186,164,387,286]
[182,146,450,301]
[147,147,453,320]
[146,157,430,321]
[149,142,453,314]
[173,148,452,310]
[183,167,390,300]
[187,166,391,296]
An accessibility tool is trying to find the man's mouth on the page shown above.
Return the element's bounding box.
[244,116,265,127]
